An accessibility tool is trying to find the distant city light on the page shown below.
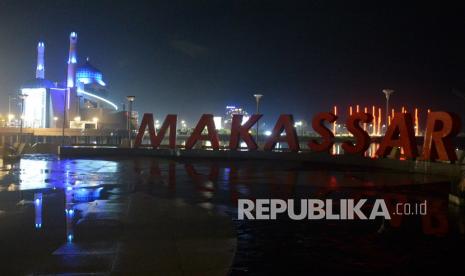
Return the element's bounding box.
[34,193,42,230]
[180,120,187,129]
[213,116,223,130]
[328,104,429,136]
[264,130,272,136]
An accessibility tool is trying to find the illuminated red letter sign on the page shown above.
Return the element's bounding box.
[134,113,177,149]
[342,112,373,155]
[308,112,337,152]
[185,114,220,150]
[229,114,262,150]
[376,113,418,159]
[422,111,461,162]
[264,114,300,152]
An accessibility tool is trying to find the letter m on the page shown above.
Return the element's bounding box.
[134,113,177,149]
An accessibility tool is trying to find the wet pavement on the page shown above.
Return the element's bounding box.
[0,154,464,275]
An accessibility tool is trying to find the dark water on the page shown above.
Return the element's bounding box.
[0,154,464,275]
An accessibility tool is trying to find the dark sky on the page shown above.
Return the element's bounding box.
[1,0,465,126]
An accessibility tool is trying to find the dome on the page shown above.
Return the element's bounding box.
[76,58,106,86]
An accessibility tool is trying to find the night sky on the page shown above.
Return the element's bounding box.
[1,1,465,126]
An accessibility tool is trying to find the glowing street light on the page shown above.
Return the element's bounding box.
[180,120,187,130]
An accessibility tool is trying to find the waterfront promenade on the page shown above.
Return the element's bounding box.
[0,155,464,274]
[2,125,465,207]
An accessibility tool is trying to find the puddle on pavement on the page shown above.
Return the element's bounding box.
[0,154,463,274]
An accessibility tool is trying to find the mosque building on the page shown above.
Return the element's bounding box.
[20,32,131,129]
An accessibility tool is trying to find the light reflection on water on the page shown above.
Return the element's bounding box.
[0,154,464,274]
[331,142,379,158]
[13,156,119,190]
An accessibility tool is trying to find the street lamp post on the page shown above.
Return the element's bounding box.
[126,96,135,148]
[8,95,16,126]
[253,94,263,144]
[382,89,394,132]
[18,94,28,143]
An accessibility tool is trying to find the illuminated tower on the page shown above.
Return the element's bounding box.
[67,32,78,88]
[36,42,45,79]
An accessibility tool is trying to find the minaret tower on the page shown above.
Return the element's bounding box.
[36,42,45,79]
[67,32,78,88]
